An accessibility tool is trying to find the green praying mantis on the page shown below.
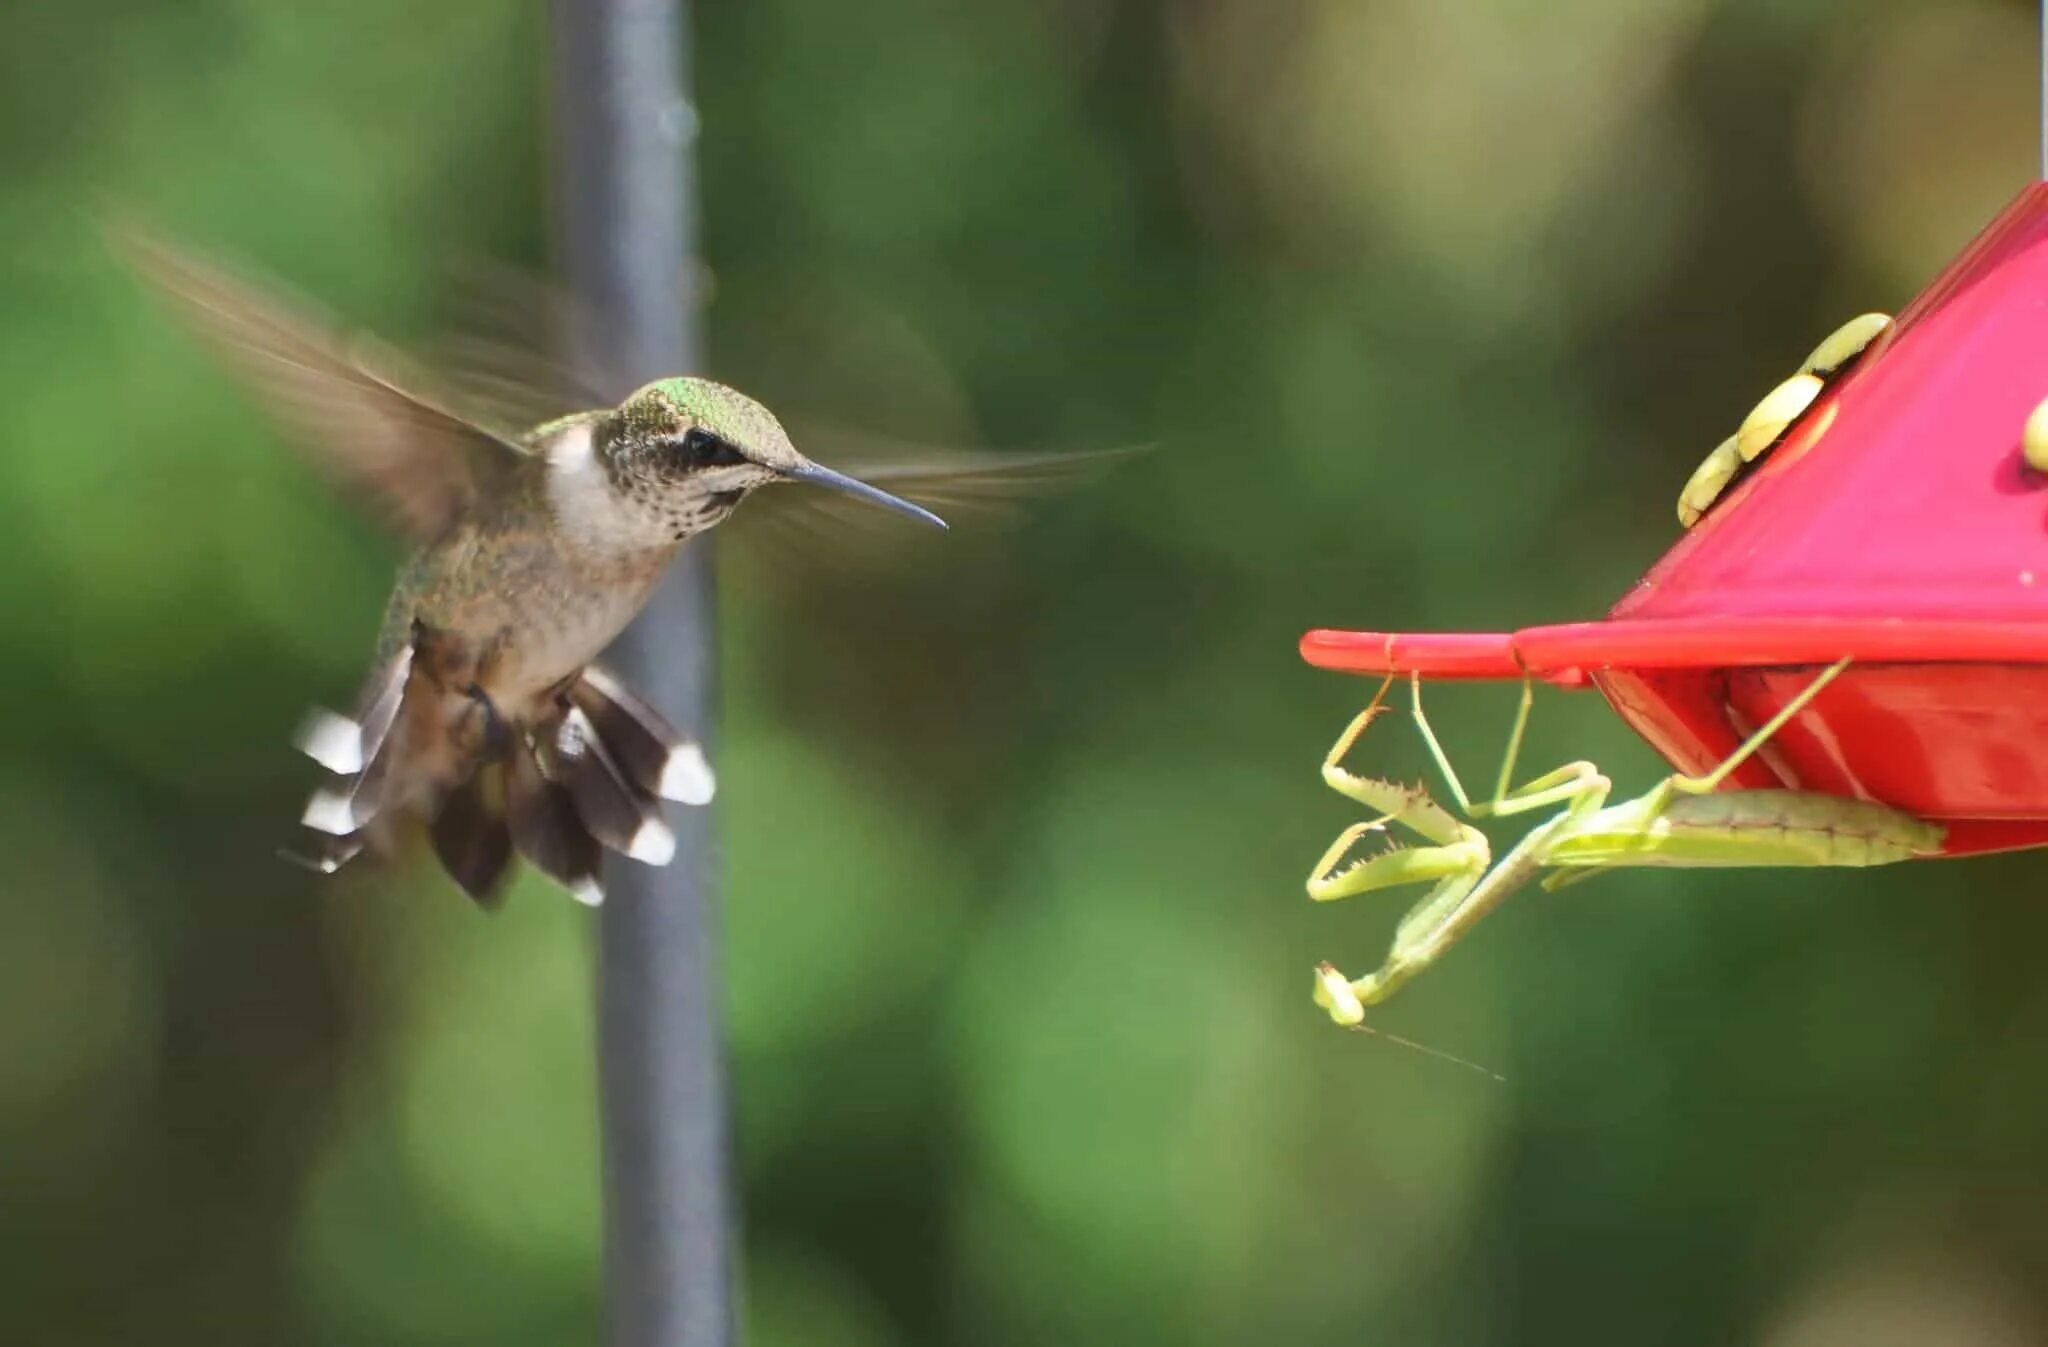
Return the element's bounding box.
[1306,657,1948,1028]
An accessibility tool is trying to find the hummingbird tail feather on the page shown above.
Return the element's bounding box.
[570,666,716,805]
[428,761,515,906]
[289,654,703,905]
[293,645,419,840]
[351,645,416,768]
[281,828,367,875]
[294,708,365,776]
[548,705,676,866]
[290,647,410,775]
[505,743,605,906]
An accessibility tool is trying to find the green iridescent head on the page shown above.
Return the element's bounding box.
[618,377,806,473]
[603,376,946,532]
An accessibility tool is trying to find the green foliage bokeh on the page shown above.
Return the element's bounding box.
[7,0,2048,1343]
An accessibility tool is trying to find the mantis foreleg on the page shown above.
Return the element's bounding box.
[1309,658,1870,1026]
[1308,675,1615,1024]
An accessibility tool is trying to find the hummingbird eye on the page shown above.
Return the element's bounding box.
[678,428,749,469]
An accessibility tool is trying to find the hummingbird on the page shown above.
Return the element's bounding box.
[119,228,1102,907]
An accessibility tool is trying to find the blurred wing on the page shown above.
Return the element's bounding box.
[732,435,1148,578]
[425,256,621,431]
[767,427,1147,525]
[849,444,1151,515]
[113,222,526,542]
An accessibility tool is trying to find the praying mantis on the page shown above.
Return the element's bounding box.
[1307,658,1948,1027]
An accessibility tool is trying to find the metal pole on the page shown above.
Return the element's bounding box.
[548,4,735,1346]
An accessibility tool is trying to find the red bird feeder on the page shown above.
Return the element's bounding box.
[1303,184,2048,860]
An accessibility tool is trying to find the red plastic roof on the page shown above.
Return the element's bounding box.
[1300,185,2048,856]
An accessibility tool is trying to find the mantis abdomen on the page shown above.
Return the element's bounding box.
[1554,790,1947,869]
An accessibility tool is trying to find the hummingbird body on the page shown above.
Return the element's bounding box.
[335,404,740,847]
[121,229,970,905]
[382,413,690,711]
[294,376,946,905]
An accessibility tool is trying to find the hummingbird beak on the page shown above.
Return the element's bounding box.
[784,460,949,530]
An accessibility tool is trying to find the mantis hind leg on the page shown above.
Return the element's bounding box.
[1665,656,1852,799]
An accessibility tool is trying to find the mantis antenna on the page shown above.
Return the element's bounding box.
[1352,1021,1506,1083]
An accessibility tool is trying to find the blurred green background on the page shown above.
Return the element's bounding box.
[10,0,2048,1343]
